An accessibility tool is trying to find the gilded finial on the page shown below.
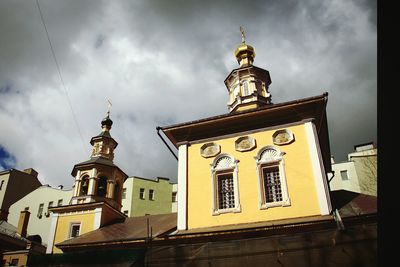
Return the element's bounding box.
[240,26,246,43]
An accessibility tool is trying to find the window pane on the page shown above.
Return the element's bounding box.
[217,173,235,209]
[70,224,80,238]
[172,192,177,202]
[38,203,44,217]
[149,189,154,200]
[139,188,145,199]
[262,166,283,203]
[58,199,63,206]
[122,188,126,199]
[340,170,349,180]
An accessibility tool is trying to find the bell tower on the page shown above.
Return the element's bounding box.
[69,109,126,211]
[225,27,272,112]
[46,105,128,254]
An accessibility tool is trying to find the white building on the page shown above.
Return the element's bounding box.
[8,185,73,246]
[330,142,377,196]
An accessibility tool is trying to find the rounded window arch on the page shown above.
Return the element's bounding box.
[211,154,241,215]
[80,175,89,196]
[242,80,250,96]
[255,146,290,209]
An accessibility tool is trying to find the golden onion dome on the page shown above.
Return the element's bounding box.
[234,43,256,66]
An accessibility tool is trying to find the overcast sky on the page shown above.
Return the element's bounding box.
[0,0,376,188]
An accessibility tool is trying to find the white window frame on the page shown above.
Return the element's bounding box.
[255,146,290,209]
[211,154,241,215]
[149,189,155,200]
[172,192,177,202]
[69,222,81,239]
[139,188,145,200]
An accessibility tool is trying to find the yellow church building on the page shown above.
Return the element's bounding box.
[160,33,333,232]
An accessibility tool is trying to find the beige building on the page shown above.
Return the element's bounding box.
[8,185,73,246]
[0,168,42,221]
[330,142,377,196]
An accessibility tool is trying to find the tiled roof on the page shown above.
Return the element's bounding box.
[57,213,177,248]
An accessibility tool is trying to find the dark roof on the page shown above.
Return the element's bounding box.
[74,156,117,168]
[331,190,377,217]
[71,156,128,178]
[57,213,177,249]
[90,130,118,147]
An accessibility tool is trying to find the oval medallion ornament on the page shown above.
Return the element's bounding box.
[235,136,256,152]
[272,129,294,145]
[200,142,221,158]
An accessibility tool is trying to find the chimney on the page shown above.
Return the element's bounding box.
[17,210,30,238]
[23,168,38,178]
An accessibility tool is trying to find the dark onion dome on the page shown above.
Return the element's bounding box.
[101,114,113,128]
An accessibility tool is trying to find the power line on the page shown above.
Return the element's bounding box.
[35,0,87,156]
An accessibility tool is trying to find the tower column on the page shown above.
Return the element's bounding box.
[106,180,116,199]
[73,171,81,197]
[88,168,98,195]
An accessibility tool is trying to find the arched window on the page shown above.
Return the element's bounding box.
[80,176,89,196]
[242,80,250,96]
[97,176,108,197]
[255,146,290,209]
[211,154,241,215]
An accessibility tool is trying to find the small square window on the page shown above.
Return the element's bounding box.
[69,223,81,238]
[340,170,349,180]
[24,207,30,211]
[57,199,63,206]
[123,210,129,215]
[139,188,145,200]
[122,188,127,199]
[172,192,177,202]
[149,189,154,200]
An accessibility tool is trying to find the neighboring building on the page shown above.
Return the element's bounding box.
[8,185,73,245]
[46,111,128,254]
[121,176,174,217]
[171,183,177,213]
[1,211,46,266]
[330,142,377,196]
[0,168,42,221]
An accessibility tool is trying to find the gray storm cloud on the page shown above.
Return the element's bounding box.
[0,0,376,187]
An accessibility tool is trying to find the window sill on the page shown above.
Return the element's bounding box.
[260,198,291,210]
[212,205,241,216]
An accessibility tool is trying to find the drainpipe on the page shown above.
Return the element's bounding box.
[156,127,178,160]
[17,210,30,238]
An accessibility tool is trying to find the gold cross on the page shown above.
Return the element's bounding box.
[240,26,246,43]
[107,99,112,116]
